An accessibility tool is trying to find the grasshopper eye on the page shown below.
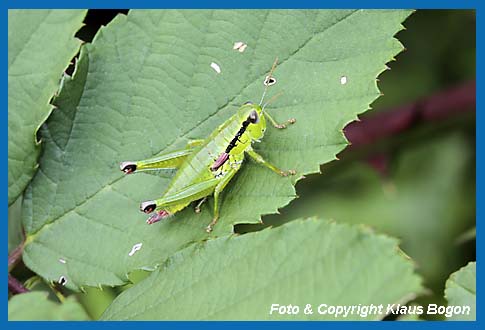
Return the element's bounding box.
[244,101,253,105]
[140,201,157,214]
[120,161,137,174]
[248,110,259,124]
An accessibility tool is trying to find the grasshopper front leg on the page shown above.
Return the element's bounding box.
[194,197,207,213]
[264,111,296,129]
[246,148,296,177]
[120,139,204,174]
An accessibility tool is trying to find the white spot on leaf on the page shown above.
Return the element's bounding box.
[58,258,66,264]
[233,41,247,52]
[58,276,67,286]
[210,62,221,74]
[233,41,243,49]
[264,76,277,86]
[340,76,348,85]
[129,243,143,256]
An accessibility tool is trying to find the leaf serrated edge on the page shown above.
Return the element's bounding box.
[444,261,477,299]
[9,10,88,206]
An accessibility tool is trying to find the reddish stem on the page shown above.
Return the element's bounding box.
[8,244,23,271]
[344,80,476,148]
[8,274,28,295]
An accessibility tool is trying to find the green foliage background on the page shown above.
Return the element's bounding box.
[8,9,475,321]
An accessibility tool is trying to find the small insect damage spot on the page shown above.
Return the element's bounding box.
[233,41,248,53]
[129,243,143,256]
[340,76,348,85]
[264,76,277,86]
[210,62,221,74]
[58,276,67,286]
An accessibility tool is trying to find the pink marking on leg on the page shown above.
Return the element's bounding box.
[211,152,229,171]
[146,210,170,224]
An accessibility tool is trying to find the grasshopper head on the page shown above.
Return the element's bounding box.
[238,101,262,118]
[238,101,266,140]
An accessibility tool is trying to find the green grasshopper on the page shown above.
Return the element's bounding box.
[120,59,296,232]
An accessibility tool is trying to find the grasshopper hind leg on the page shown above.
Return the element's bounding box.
[120,161,137,174]
[120,139,204,174]
[146,210,170,224]
[140,201,170,224]
[140,178,220,226]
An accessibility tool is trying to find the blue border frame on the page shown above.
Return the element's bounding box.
[4,0,480,328]
[2,0,480,9]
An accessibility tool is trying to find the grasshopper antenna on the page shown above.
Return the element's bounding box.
[262,91,284,113]
[259,57,279,106]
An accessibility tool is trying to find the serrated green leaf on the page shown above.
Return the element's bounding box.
[101,218,422,320]
[444,262,475,321]
[8,292,90,321]
[22,10,412,289]
[8,9,87,205]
